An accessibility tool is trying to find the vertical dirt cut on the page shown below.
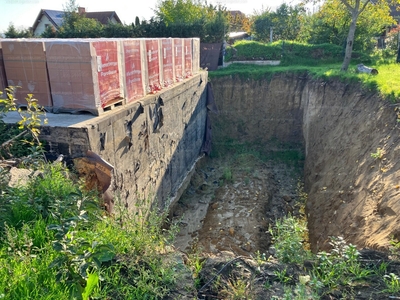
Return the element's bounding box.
[205,74,400,252]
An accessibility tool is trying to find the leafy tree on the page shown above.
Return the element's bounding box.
[4,23,32,38]
[252,8,273,42]
[303,0,400,71]
[154,0,205,25]
[40,25,57,38]
[252,4,306,42]
[153,0,228,42]
[103,22,133,38]
[135,16,141,27]
[56,0,104,38]
[228,11,252,33]
[300,0,395,53]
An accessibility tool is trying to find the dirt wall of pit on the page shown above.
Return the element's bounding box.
[210,74,400,251]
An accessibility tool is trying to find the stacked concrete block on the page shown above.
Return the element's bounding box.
[160,38,175,88]
[0,42,7,99]
[192,38,200,74]
[1,39,52,110]
[183,38,193,78]
[120,39,146,104]
[144,39,162,94]
[173,38,184,82]
[45,39,123,115]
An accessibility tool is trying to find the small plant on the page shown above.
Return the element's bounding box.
[269,215,310,264]
[274,268,292,284]
[222,167,233,183]
[186,241,205,289]
[312,236,371,291]
[389,237,400,260]
[0,86,48,163]
[219,277,253,300]
[383,273,400,293]
[371,147,384,160]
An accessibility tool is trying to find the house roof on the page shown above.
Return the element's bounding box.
[32,9,65,33]
[31,8,121,33]
[84,11,121,25]
[229,10,245,18]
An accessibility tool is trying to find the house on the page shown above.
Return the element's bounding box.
[31,7,121,36]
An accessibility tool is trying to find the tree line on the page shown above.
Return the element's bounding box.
[2,0,400,70]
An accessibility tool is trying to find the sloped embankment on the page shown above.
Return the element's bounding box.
[210,74,400,252]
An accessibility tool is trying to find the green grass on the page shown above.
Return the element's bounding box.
[212,40,400,103]
[0,163,182,300]
[210,62,400,103]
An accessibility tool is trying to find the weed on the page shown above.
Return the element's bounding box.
[274,268,292,284]
[219,277,253,300]
[371,147,384,159]
[312,236,371,291]
[269,215,310,264]
[389,238,400,260]
[222,167,233,183]
[383,273,400,293]
[186,240,205,289]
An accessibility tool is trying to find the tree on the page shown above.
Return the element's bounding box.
[303,0,400,71]
[4,23,32,38]
[154,0,205,25]
[252,4,306,42]
[153,0,228,42]
[300,0,394,52]
[57,0,104,38]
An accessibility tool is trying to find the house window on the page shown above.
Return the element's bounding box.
[45,24,50,28]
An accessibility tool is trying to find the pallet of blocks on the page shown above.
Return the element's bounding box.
[1,39,53,111]
[45,39,124,115]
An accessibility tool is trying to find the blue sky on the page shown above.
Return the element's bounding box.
[0,0,302,33]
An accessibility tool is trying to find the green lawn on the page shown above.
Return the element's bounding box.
[209,62,400,103]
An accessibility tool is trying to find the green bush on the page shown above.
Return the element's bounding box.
[225,40,371,66]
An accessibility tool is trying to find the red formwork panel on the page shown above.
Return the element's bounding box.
[121,39,146,104]
[1,39,52,110]
[184,38,193,78]
[145,39,161,94]
[45,39,123,115]
[160,38,174,87]
[173,38,184,82]
[192,38,200,74]
[0,45,7,98]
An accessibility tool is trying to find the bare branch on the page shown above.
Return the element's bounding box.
[0,130,28,149]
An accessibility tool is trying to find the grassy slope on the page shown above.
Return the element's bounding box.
[216,40,400,103]
[209,63,400,103]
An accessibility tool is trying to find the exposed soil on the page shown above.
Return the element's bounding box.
[170,155,302,258]
[168,153,400,300]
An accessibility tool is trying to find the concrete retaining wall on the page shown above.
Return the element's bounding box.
[39,71,208,211]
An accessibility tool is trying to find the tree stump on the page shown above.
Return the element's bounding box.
[356,64,378,75]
